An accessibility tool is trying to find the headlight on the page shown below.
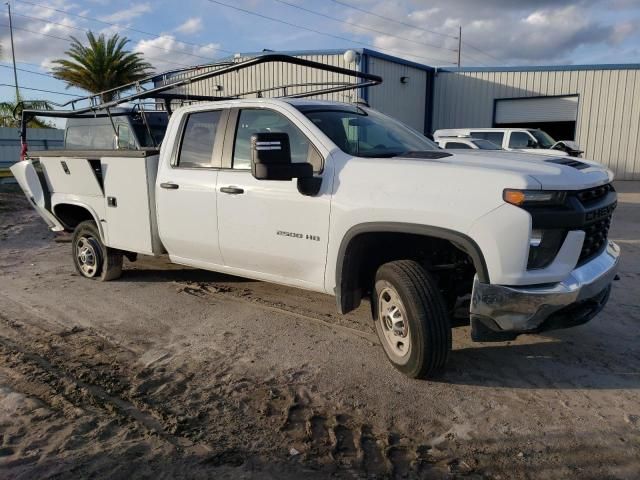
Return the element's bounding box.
[503,189,566,206]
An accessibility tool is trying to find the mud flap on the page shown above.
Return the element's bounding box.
[10,160,65,231]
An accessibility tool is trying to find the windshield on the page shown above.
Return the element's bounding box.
[303,107,438,157]
[528,129,556,149]
[472,139,502,150]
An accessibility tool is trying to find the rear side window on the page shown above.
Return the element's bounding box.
[470,131,504,146]
[177,110,222,168]
[445,142,472,149]
[65,125,116,149]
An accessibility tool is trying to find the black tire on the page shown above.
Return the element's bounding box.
[72,220,122,281]
[372,260,451,378]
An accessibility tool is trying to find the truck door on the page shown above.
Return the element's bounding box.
[216,108,331,291]
[156,109,226,267]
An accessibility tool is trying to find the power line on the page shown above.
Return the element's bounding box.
[205,0,456,65]
[271,0,456,53]
[459,52,490,67]
[0,62,59,78]
[0,83,81,97]
[11,11,221,65]
[330,0,502,65]
[462,41,502,64]
[330,0,458,40]
[15,0,235,56]
[0,23,200,69]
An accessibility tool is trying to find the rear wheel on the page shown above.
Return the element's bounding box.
[373,260,451,378]
[72,220,122,281]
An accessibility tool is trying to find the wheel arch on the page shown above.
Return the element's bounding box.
[335,222,490,314]
[53,202,105,240]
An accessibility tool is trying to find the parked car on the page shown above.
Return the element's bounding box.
[435,136,502,150]
[434,127,583,157]
[12,98,619,379]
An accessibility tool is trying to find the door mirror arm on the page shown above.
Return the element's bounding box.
[297,176,322,196]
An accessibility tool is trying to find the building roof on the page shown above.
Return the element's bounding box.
[230,48,435,72]
[437,63,640,73]
[151,48,434,83]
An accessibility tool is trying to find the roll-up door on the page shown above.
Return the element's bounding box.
[495,96,578,123]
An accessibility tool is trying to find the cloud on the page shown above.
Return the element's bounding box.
[134,35,222,70]
[339,0,639,66]
[100,3,152,23]
[174,18,203,35]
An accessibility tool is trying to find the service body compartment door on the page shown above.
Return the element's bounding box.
[102,155,160,255]
[10,159,64,231]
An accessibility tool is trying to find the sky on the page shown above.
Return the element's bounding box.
[1,0,639,105]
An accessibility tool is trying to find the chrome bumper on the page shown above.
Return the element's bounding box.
[470,241,620,332]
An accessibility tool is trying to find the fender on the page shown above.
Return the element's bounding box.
[53,200,106,241]
[335,222,490,314]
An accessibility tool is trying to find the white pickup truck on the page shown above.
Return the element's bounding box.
[11,97,620,378]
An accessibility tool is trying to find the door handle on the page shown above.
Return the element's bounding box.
[160,182,179,190]
[220,186,244,195]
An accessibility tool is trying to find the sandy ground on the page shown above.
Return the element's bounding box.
[0,182,639,479]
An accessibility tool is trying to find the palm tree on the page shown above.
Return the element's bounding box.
[0,43,51,127]
[0,97,52,128]
[50,32,153,101]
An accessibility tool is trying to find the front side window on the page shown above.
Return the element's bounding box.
[233,109,319,171]
[445,141,472,149]
[528,129,556,148]
[470,131,504,146]
[304,107,437,158]
[177,110,222,168]
[508,131,536,149]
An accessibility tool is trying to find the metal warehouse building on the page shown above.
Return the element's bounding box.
[156,50,640,179]
[433,64,640,180]
[154,48,434,134]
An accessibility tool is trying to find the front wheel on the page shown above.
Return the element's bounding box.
[72,220,122,281]
[373,260,451,378]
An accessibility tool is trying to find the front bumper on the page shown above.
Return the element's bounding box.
[470,241,620,334]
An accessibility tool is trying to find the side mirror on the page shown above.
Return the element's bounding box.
[251,132,312,180]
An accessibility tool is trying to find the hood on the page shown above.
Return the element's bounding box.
[514,148,570,157]
[404,150,612,189]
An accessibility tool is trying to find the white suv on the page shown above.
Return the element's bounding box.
[434,128,582,157]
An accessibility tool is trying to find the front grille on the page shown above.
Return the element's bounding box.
[576,183,614,205]
[579,215,612,263]
[575,184,616,264]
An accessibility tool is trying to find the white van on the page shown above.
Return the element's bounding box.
[433,128,582,157]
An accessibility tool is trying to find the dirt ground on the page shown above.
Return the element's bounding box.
[0,182,639,480]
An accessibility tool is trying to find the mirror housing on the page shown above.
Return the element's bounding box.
[251,132,313,181]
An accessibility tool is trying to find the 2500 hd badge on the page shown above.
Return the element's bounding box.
[277,230,320,241]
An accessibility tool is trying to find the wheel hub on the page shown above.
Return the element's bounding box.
[76,236,100,277]
[378,286,410,358]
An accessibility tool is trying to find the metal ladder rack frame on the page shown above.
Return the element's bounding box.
[17,54,383,155]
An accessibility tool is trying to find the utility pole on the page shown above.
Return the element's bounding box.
[6,2,20,100]
[457,25,462,69]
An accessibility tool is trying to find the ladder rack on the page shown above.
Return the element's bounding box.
[18,54,382,151]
